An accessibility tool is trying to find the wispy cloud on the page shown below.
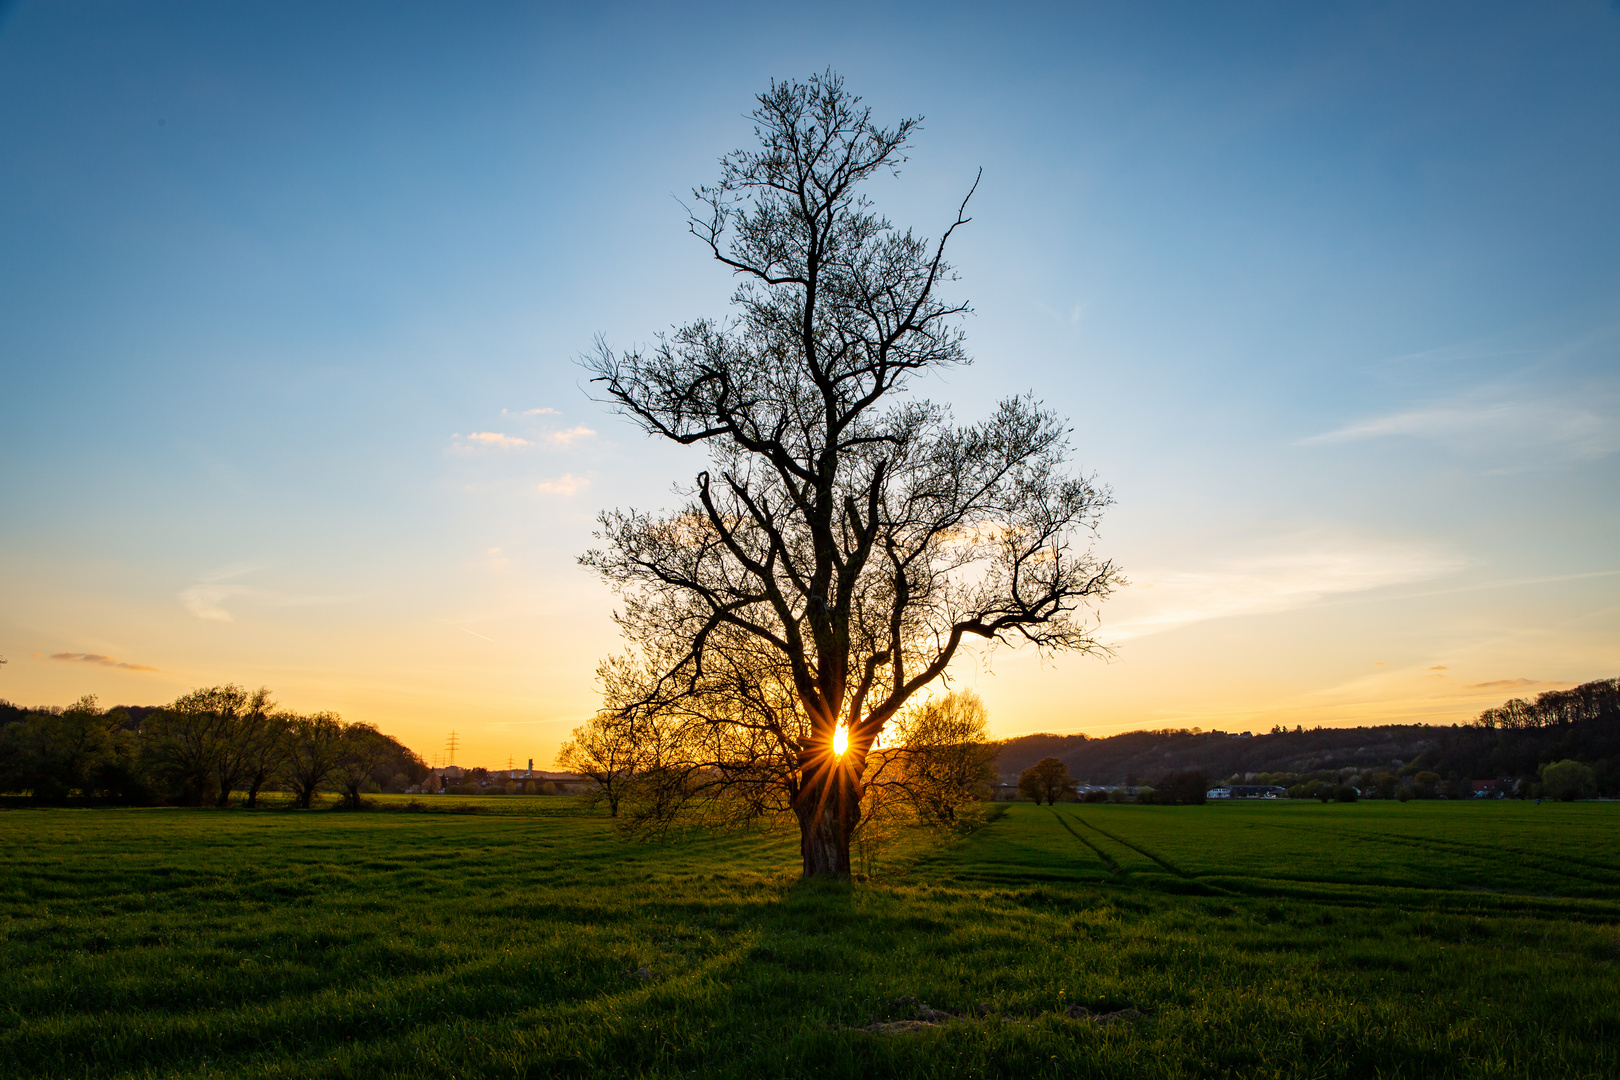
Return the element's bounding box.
[179,566,351,622]
[180,583,251,621]
[544,425,595,447]
[536,474,589,495]
[1108,537,1462,640]
[1301,397,1616,466]
[1463,677,1569,691]
[522,407,559,416]
[45,652,160,672]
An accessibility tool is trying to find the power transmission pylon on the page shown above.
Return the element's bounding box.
[445,731,459,766]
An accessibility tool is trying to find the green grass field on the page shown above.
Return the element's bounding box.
[2,798,1616,1079]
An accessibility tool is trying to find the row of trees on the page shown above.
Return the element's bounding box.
[0,686,426,807]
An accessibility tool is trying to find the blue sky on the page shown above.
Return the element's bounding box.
[2,1,1617,766]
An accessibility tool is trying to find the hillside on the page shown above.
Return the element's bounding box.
[996,678,1620,794]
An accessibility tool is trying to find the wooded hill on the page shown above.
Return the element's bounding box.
[996,678,1620,796]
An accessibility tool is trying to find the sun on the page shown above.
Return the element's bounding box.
[832,724,849,757]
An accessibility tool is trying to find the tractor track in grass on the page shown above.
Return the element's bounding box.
[1201,874,1620,920]
[1065,812,1230,894]
[1241,819,1620,891]
[1048,810,1125,876]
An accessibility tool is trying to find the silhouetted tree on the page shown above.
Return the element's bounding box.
[140,692,230,805]
[557,711,643,817]
[283,712,344,809]
[239,708,291,808]
[1148,769,1208,805]
[1019,757,1072,805]
[583,72,1118,876]
[1016,768,1043,804]
[331,723,393,809]
[189,685,271,807]
[132,684,273,806]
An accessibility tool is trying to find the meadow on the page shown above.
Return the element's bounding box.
[1,798,1616,1079]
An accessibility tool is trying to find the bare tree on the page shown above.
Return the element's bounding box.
[584,72,1119,876]
[845,689,996,875]
[283,712,344,809]
[557,711,643,817]
[872,689,997,824]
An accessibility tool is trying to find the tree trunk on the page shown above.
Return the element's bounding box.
[794,757,861,878]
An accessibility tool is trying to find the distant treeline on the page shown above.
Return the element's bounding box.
[0,686,428,806]
[996,678,1620,798]
[1473,680,1619,729]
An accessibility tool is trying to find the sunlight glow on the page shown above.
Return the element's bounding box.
[832,724,849,757]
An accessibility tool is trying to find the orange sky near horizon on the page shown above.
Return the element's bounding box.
[2,4,1617,772]
[5,543,1612,770]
